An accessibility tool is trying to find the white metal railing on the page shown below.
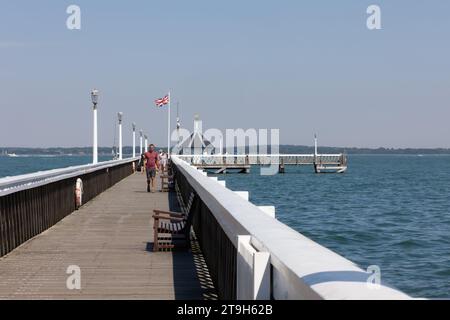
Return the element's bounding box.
[0,157,139,197]
[172,155,411,300]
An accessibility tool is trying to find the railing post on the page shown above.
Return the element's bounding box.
[236,235,271,300]
[257,206,276,218]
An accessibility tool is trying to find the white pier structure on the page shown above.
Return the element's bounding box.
[176,153,348,174]
[174,115,347,174]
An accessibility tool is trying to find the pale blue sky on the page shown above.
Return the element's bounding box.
[1,1,449,148]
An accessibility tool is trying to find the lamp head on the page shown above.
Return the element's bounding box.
[91,89,99,106]
[132,123,136,131]
[118,112,123,123]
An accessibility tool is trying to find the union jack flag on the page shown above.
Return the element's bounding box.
[155,95,169,107]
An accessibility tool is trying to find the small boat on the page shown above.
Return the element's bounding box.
[313,155,348,174]
[314,164,347,174]
[6,151,19,157]
[312,136,348,174]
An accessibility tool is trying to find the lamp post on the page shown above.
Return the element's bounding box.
[314,134,318,157]
[144,135,148,153]
[118,112,123,160]
[91,89,99,164]
[168,91,171,156]
[132,123,136,158]
[139,130,143,155]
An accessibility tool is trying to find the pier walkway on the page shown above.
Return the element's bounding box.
[0,173,215,300]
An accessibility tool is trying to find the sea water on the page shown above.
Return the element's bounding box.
[223,155,450,299]
[0,155,113,178]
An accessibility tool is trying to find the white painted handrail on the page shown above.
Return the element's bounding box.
[172,155,411,300]
[0,157,139,197]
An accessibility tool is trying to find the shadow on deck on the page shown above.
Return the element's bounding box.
[144,190,218,300]
[165,190,217,300]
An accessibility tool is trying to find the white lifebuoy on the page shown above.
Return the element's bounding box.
[75,178,83,209]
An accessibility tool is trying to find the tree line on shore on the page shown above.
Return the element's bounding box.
[1,146,450,156]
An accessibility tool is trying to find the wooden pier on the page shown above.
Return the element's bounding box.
[0,173,216,300]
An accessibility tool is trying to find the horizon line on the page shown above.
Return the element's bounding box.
[2,145,450,150]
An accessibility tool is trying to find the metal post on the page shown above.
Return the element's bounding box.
[140,130,143,155]
[313,134,318,173]
[314,134,318,157]
[93,107,98,164]
[118,112,123,160]
[132,123,136,158]
[91,89,99,164]
[168,91,171,156]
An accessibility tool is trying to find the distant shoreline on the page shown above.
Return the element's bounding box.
[1,146,450,156]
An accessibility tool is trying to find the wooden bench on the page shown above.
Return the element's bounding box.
[152,189,197,252]
[160,164,174,192]
[160,174,171,192]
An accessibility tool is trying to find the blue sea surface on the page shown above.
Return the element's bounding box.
[0,155,113,178]
[222,155,450,299]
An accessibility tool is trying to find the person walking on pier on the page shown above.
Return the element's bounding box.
[144,144,159,192]
[159,150,168,172]
[139,151,146,174]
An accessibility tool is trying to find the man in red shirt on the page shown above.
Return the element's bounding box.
[144,144,159,192]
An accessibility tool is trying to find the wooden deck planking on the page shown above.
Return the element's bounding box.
[0,172,214,300]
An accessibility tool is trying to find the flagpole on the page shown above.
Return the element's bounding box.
[168,91,171,156]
